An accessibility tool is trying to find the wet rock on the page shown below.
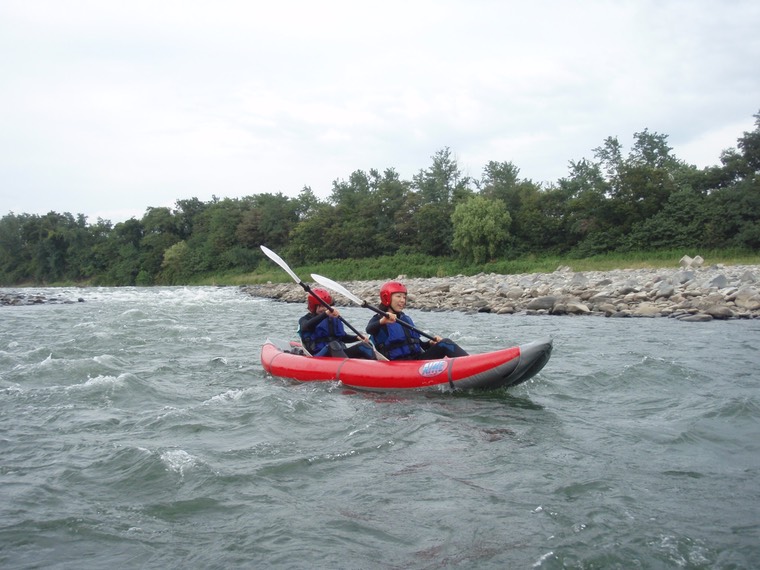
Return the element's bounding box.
[1,292,85,306]
[679,313,713,322]
[705,306,735,319]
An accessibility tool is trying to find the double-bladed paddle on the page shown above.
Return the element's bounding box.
[310,273,437,341]
[259,246,387,361]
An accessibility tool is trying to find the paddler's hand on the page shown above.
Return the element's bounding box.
[380,312,397,324]
[431,335,443,344]
[327,308,341,318]
[359,335,371,345]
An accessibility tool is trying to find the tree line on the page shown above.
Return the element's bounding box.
[1,112,758,286]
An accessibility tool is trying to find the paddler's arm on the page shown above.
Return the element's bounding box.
[366,312,395,336]
[300,313,328,332]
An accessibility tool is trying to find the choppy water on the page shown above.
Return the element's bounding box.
[1,286,759,569]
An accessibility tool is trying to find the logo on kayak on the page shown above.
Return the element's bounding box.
[419,360,446,377]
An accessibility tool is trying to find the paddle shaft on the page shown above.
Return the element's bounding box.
[259,246,384,358]
[297,282,369,341]
[308,272,438,342]
[361,301,437,341]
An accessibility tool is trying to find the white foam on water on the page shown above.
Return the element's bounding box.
[533,551,555,567]
[82,374,122,387]
[92,354,127,368]
[203,389,245,405]
[61,372,131,392]
[160,449,197,476]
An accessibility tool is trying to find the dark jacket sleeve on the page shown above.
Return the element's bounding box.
[366,313,383,336]
[300,313,327,332]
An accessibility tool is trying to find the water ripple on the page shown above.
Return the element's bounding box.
[1,287,758,568]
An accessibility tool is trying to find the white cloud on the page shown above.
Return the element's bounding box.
[1,0,758,222]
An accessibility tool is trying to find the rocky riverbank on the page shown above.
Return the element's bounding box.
[241,261,760,321]
[1,291,85,306]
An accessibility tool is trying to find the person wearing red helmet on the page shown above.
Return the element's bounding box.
[366,281,468,361]
[298,288,376,359]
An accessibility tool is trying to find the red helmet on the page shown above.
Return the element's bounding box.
[307,288,333,313]
[380,281,407,306]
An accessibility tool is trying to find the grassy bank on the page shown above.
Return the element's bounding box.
[190,248,760,286]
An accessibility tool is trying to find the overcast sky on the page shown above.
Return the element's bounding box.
[1,0,758,224]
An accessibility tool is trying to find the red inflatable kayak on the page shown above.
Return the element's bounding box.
[260,337,552,392]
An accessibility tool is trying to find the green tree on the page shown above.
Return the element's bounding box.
[411,148,472,255]
[286,202,341,264]
[558,159,611,254]
[451,196,512,263]
[479,161,546,253]
[413,147,469,205]
[236,192,299,251]
[0,213,26,283]
[98,218,144,285]
[294,186,323,220]
[174,197,208,240]
[691,111,760,249]
[369,168,414,254]
[186,198,252,272]
[326,170,377,258]
[138,207,182,283]
[625,188,711,250]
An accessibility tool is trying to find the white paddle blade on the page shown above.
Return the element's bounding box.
[260,245,301,284]
[311,273,363,305]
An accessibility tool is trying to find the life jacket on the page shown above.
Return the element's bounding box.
[371,312,422,360]
[301,314,346,353]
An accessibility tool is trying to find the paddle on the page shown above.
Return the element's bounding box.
[259,246,387,361]
[310,273,438,342]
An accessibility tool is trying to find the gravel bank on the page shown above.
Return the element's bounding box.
[242,263,760,321]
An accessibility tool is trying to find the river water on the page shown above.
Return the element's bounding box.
[1,286,758,569]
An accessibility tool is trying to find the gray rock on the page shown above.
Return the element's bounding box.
[679,313,713,322]
[709,274,729,289]
[565,300,591,314]
[705,306,735,319]
[570,273,589,288]
[740,270,757,284]
[673,270,696,284]
[733,287,760,310]
[632,303,662,317]
[506,287,524,300]
[655,283,676,299]
[526,296,557,311]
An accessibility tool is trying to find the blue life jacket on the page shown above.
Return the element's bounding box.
[301,315,346,353]
[371,313,422,360]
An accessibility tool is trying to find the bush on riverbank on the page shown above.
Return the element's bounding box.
[189,248,760,286]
